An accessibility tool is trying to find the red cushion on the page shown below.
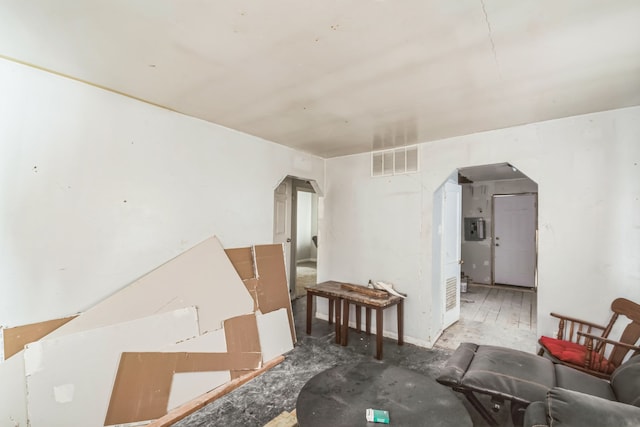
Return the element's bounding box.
[539,336,615,374]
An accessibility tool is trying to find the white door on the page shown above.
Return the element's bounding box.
[442,181,462,329]
[493,194,537,287]
[273,179,292,291]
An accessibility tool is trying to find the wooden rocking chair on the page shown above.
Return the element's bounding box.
[538,298,640,379]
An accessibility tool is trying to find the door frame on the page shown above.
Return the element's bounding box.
[273,176,321,298]
[491,192,538,288]
[442,181,462,329]
[290,179,316,294]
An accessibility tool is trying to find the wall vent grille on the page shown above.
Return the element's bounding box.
[371,145,419,177]
[445,276,457,311]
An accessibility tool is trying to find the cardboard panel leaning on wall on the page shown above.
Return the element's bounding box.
[2,315,77,360]
[47,236,254,338]
[105,351,262,426]
[225,247,260,312]
[105,312,270,425]
[254,244,297,343]
[224,314,261,379]
[163,329,230,414]
[24,307,200,427]
[226,244,296,343]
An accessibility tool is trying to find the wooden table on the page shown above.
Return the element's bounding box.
[305,281,404,360]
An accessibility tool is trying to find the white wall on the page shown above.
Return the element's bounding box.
[296,191,313,261]
[461,179,538,284]
[310,193,318,260]
[0,58,324,327]
[321,106,640,347]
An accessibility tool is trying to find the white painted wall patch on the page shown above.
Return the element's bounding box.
[23,342,44,376]
[53,383,74,403]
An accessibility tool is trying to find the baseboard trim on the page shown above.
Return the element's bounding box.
[314,313,434,348]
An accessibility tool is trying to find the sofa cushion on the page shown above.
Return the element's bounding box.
[554,364,615,401]
[610,354,640,406]
[453,345,555,404]
[544,388,640,427]
[539,336,615,374]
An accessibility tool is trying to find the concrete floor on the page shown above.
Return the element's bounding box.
[172,289,531,427]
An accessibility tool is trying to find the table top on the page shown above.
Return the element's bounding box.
[296,362,472,427]
[305,281,403,308]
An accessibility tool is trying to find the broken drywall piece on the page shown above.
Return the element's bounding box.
[374,281,407,298]
[164,329,230,412]
[48,236,254,338]
[104,351,261,426]
[224,313,261,379]
[254,244,297,343]
[0,353,27,427]
[167,372,225,415]
[256,309,294,363]
[2,315,77,360]
[24,307,199,427]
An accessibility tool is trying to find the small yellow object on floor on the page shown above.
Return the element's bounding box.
[263,409,298,427]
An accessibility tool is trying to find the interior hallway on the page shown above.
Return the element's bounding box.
[294,261,316,298]
[435,283,538,353]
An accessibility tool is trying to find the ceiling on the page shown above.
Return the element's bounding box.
[458,163,529,183]
[1,1,639,158]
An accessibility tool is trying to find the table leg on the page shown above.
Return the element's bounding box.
[328,298,334,325]
[355,306,361,332]
[376,308,383,360]
[397,300,404,346]
[306,292,313,335]
[335,298,342,344]
[341,299,350,346]
[366,308,371,335]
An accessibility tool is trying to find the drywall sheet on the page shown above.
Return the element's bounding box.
[48,236,254,338]
[167,372,225,415]
[105,351,261,425]
[224,314,261,379]
[2,315,77,360]
[24,307,199,427]
[164,329,230,412]
[254,244,297,343]
[256,309,294,363]
[0,353,27,427]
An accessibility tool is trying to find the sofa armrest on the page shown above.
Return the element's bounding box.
[541,388,640,427]
[576,331,640,352]
[436,342,478,387]
[523,401,548,427]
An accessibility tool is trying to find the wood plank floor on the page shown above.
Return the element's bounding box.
[435,283,538,353]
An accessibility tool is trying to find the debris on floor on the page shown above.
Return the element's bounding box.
[264,409,298,427]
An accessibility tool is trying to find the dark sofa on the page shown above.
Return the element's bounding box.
[437,343,640,426]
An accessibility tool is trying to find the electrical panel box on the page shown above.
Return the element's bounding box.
[464,217,485,241]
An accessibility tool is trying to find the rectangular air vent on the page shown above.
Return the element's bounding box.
[445,276,457,311]
[371,145,419,177]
